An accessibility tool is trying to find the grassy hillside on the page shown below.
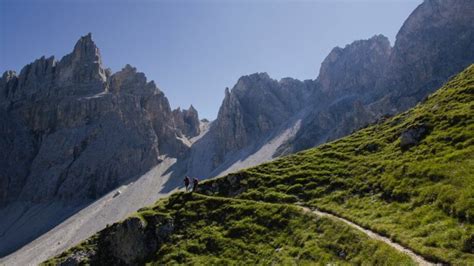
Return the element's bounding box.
[44,193,413,265]
[45,65,473,265]
[200,65,474,264]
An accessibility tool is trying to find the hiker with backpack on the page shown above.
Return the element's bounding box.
[184,176,190,192]
[192,177,199,192]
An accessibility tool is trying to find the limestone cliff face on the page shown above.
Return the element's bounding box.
[277,97,376,156]
[374,0,474,112]
[276,36,390,155]
[211,73,312,166]
[55,33,108,89]
[318,35,391,98]
[0,34,186,204]
[280,0,474,155]
[3,34,109,103]
[172,105,200,138]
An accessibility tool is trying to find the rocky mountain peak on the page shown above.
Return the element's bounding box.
[172,105,200,138]
[0,71,17,102]
[71,33,103,66]
[395,0,473,46]
[0,34,110,102]
[108,64,158,95]
[0,70,17,88]
[0,34,190,208]
[55,33,107,88]
[207,72,312,169]
[375,0,474,112]
[318,34,391,97]
[0,56,57,101]
[1,70,16,80]
[188,104,197,113]
[234,72,272,93]
[283,0,474,157]
[224,87,231,98]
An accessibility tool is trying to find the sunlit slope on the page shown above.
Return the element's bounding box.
[44,65,473,265]
[44,193,413,265]
[203,65,474,264]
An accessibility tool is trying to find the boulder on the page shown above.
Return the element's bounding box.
[399,124,430,150]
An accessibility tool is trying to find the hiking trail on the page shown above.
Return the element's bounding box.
[299,206,436,266]
[196,193,435,265]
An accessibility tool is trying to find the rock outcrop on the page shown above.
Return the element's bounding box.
[0,34,187,205]
[210,74,312,164]
[399,123,431,150]
[54,214,174,265]
[4,34,108,103]
[172,105,200,138]
[184,74,314,179]
[374,0,474,112]
[276,35,390,155]
[318,34,391,98]
[97,215,174,264]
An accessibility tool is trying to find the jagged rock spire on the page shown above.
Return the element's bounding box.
[188,104,197,114]
[172,104,201,138]
[71,33,104,67]
[56,33,107,87]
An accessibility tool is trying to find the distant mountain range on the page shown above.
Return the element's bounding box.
[1,0,473,262]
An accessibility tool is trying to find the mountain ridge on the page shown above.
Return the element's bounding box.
[1,0,473,261]
[45,63,474,265]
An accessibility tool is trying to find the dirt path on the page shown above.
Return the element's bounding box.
[198,194,436,265]
[299,206,435,266]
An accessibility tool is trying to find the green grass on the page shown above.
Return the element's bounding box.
[200,65,474,264]
[150,193,414,265]
[45,65,474,265]
[45,193,414,265]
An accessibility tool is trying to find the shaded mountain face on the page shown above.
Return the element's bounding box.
[279,0,474,155]
[373,0,474,112]
[210,74,313,166]
[0,34,191,205]
[318,34,391,99]
[172,105,200,139]
[183,74,314,180]
[275,35,391,155]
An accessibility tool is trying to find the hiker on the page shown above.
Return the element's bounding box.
[192,177,199,192]
[184,176,190,192]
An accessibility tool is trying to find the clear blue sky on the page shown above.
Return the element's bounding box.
[0,0,420,120]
